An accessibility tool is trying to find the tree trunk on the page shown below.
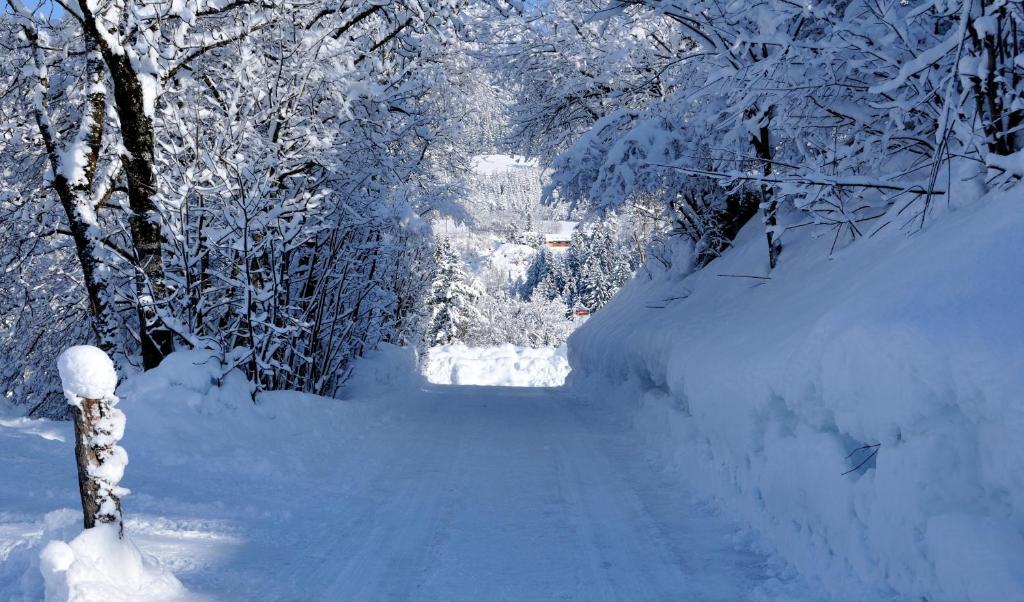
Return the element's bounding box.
[78,0,174,368]
[108,59,174,368]
[750,107,781,270]
[71,397,124,533]
[26,35,119,354]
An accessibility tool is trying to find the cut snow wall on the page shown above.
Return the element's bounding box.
[566,192,1024,601]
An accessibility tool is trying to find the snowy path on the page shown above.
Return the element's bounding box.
[227,385,811,600]
[1,384,817,600]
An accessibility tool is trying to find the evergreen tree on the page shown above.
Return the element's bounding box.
[425,239,483,346]
[575,220,619,311]
[520,249,552,300]
[532,252,574,308]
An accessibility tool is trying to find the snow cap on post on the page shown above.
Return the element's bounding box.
[57,345,118,405]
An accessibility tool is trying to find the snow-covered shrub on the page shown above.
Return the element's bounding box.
[464,293,576,348]
[490,0,1024,271]
[0,0,471,406]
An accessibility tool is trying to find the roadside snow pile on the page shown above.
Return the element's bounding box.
[1,350,393,600]
[343,343,425,396]
[39,524,188,602]
[567,192,1024,601]
[425,344,570,387]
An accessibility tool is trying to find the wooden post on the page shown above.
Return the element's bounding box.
[70,397,124,531]
[57,346,127,536]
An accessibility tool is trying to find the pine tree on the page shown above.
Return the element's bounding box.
[425,239,483,346]
[531,251,574,309]
[575,220,613,311]
[520,249,551,300]
[567,217,636,313]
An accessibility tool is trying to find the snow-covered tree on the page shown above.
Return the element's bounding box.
[426,239,483,347]
[484,0,1024,273]
[572,218,636,312]
[464,293,575,347]
[0,0,478,409]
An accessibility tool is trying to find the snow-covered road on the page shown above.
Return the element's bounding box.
[233,385,814,600]
[2,382,818,600]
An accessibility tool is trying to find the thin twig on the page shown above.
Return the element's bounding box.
[717,274,771,280]
[842,443,881,475]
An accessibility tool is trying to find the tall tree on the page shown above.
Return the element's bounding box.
[426,239,483,346]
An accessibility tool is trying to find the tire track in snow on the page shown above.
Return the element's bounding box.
[260,385,817,600]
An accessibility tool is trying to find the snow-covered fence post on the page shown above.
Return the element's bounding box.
[56,346,127,535]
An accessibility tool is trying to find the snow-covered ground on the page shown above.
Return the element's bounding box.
[567,192,1024,601]
[0,348,824,601]
[424,344,570,387]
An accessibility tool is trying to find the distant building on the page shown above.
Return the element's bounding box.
[537,220,577,250]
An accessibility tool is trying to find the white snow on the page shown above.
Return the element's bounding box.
[0,355,820,600]
[8,176,1018,602]
[470,154,538,176]
[565,191,1024,601]
[474,240,536,287]
[342,343,424,394]
[39,524,188,602]
[537,219,577,243]
[56,346,118,404]
[425,344,570,387]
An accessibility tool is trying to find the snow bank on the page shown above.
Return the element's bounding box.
[40,524,188,602]
[343,343,424,396]
[2,348,399,599]
[566,192,1024,601]
[425,344,570,387]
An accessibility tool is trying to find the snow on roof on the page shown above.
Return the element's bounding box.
[538,220,577,241]
[471,154,539,176]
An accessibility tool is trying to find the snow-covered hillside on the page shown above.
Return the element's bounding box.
[566,192,1024,601]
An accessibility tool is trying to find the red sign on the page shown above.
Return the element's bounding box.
[575,309,591,316]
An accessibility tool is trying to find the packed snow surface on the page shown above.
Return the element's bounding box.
[0,351,822,600]
[567,192,1024,601]
[425,344,570,387]
[56,346,118,403]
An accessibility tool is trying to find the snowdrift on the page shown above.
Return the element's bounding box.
[1,347,409,600]
[566,192,1024,601]
[425,344,570,387]
[39,524,188,602]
